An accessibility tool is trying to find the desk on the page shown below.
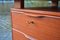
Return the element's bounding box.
[11,8,60,40]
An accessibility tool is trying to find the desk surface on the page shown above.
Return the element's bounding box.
[11,8,60,19]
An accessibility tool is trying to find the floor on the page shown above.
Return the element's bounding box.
[0,15,12,40]
[0,1,13,40]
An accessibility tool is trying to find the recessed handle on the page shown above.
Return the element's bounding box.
[36,16,45,18]
[24,13,60,19]
[24,13,46,18]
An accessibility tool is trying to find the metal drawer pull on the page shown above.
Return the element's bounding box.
[13,28,37,40]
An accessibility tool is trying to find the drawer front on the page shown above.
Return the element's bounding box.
[13,30,28,40]
[28,16,60,40]
[12,12,60,40]
[12,12,31,28]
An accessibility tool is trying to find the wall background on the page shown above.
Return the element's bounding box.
[24,0,60,8]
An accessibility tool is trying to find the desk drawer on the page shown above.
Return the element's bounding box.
[25,16,60,40]
[12,12,60,40]
[13,30,28,40]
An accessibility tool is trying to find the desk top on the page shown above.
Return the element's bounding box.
[11,8,60,17]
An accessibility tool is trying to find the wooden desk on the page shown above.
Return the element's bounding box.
[11,8,60,40]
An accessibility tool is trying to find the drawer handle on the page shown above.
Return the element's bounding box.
[28,15,60,19]
[23,13,60,18]
[13,11,60,19]
[36,16,45,18]
[24,14,45,18]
